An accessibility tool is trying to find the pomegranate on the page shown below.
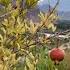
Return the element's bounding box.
[49,48,65,64]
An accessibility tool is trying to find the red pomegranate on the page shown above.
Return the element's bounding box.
[49,48,65,64]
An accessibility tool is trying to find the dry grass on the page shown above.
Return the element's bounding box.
[64,51,70,70]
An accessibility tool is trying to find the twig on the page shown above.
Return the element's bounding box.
[40,0,60,28]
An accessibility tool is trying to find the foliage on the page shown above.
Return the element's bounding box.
[0,0,65,70]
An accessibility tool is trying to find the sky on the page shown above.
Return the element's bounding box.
[38,0,70,12]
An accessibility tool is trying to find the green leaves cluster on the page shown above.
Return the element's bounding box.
[0,0,59,70]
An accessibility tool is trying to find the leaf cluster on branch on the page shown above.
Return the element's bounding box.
[0,0,60,70]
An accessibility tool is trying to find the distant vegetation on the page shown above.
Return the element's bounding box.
[56,20,70,31]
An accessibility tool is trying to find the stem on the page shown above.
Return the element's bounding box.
[57,38,60,48]
[54,64,58,70]
[55,68,58,70]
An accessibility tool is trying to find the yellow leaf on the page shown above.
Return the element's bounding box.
[1,27,6,34]
[47,23,53,29]
[16,43,21,50]
[28,20,39,34]
[26,57,35,70]
[0,34,3,42]
[24,66,27,70]
[52,25,56,32]
[23,9,27,15]
[38,12,45,20]
[29,52,35,60]
[12,9,19,17]
[0,64,4,70]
